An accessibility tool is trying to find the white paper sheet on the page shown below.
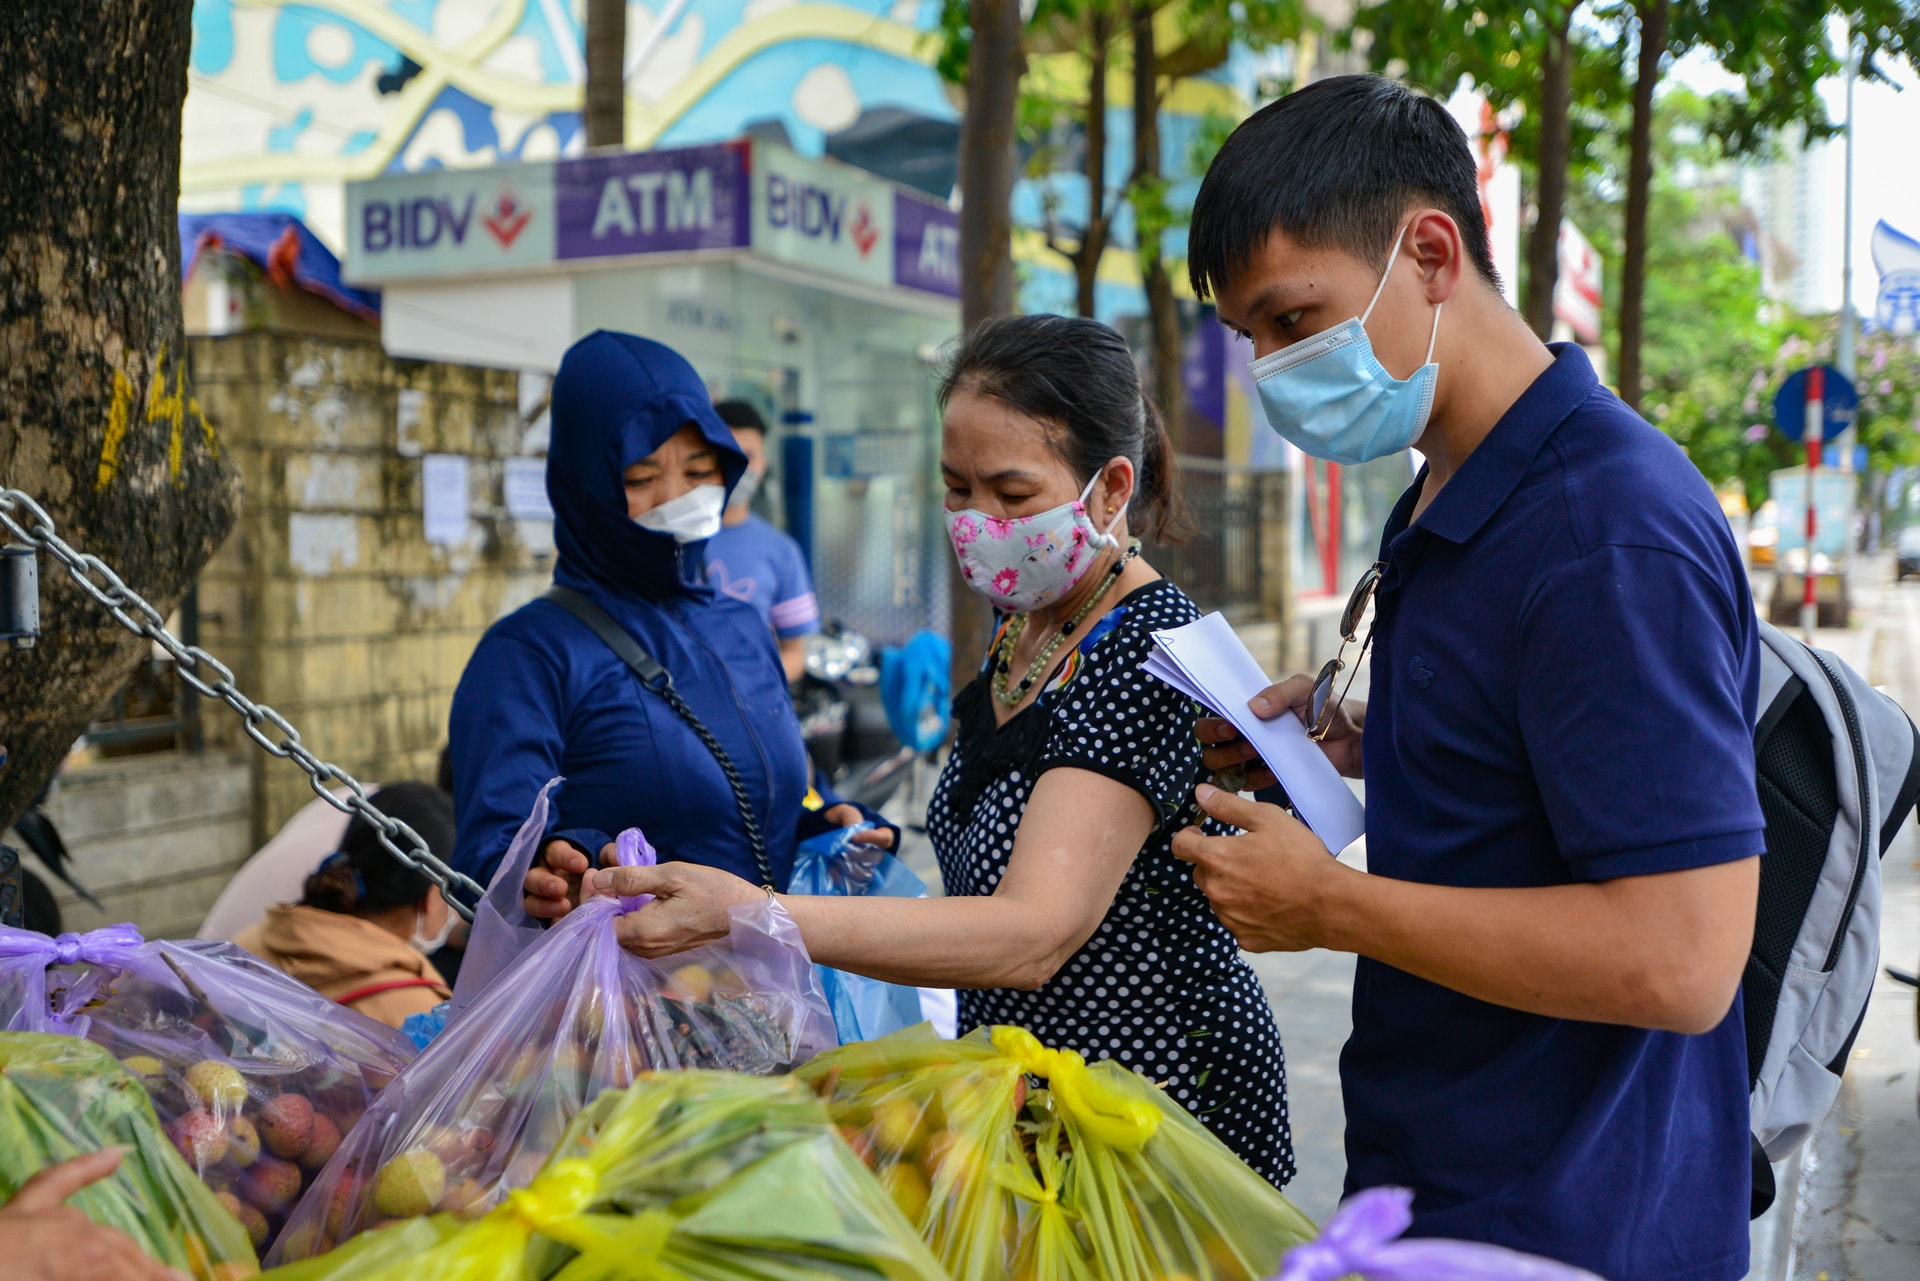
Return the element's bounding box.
[1143,611,1367,854]
[422,453,469,546]
[503,456,553,521]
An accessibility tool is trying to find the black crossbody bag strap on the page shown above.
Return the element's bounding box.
[542,586,776,888]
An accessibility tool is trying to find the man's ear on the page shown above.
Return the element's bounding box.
[1405,208,1467,305]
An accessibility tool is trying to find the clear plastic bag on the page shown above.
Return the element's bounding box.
[1273,1187,1606,1281]
[254,1070,948,1281]
[269,814,835,1263]
[788,824,932,1044]
[0,1030,259,1280]
[0,924,414,1258]
[801,1023,1318,1281]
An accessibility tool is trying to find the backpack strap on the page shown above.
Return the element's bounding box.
[333,977,444,1007]
[542,586,777,889]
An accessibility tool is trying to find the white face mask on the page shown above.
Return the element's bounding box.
[633,483,726,543]
[408,902,456,955]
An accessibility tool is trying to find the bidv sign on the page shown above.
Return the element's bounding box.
[348,170,555,281]
[752,146,893,287]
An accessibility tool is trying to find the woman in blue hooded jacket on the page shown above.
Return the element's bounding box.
[448,330,875,896]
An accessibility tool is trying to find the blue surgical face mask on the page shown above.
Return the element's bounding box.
[1249,223,1441,466]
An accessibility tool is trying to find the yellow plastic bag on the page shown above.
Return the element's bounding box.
[0,1031,258,1280]
[799,1025,1317,1281]
[257,1069,948,1281]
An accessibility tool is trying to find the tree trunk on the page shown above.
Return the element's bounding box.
[1131,3,1184,437]
[0,1,240,831]
[584,0,627,149]
[1076,6,1112,318]
[959,0,1025,330]
[952,0,1026,695]
[1618,0,1668,411]
[1522,4,1575,340]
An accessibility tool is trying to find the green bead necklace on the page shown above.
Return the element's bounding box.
[991,541,1141,708]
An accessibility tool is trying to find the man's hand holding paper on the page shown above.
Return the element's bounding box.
[1197,671,1366,786]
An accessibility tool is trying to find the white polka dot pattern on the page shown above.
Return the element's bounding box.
[929,580,1296,1187]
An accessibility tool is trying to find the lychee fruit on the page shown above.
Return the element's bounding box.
[239,1155,303,1216]
[298,1112,341,1171]
[215,1190,269,1249]
[168,1108,229,1168]
[259,1093,315,1160]
[225,1114,262,1166]
[323,1177,360,1236]
[184,1060,248,1113]
[440,1177,491,1219]
[372,1149,445,1219]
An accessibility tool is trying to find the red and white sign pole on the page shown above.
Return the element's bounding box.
[1803,367,1824,640]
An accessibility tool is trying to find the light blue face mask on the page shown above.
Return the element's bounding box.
[1249,223,1441,466]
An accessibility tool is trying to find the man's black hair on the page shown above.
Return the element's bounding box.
[714,399,768,434]
[1188,74,1501,302]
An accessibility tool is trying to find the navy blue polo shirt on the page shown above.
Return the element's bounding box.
[1344,345,1762,1280]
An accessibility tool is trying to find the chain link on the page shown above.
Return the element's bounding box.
[0,489,486,920]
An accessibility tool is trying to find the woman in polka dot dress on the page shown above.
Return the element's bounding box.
[587,315,1294,1187]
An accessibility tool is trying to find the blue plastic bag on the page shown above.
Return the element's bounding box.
[400,1000,451,1050]
[788,825,929,1044]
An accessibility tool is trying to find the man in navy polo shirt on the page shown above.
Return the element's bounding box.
[1172,75,1762,1280]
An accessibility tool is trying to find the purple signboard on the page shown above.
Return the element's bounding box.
[556,142,751,261]
[893,192,960,298]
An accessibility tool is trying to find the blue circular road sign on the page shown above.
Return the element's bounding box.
[1772,366,1858,443]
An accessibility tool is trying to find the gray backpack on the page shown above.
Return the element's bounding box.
[1745,620,1920,1215]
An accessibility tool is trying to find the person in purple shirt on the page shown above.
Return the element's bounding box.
[704,400,820,682]
[1174,75,1762,1281]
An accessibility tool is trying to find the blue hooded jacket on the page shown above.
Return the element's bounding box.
[448,331,810,888]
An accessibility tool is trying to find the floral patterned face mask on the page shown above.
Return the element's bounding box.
[946,474,1124,612]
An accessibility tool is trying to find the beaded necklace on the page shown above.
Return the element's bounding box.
[991,541,1141,708]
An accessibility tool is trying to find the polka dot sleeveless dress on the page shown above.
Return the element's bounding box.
[929,579,1296,1187]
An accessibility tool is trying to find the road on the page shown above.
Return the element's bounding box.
[1787,556,1920,1281]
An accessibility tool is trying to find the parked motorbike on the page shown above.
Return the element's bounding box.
[792,624,917,813]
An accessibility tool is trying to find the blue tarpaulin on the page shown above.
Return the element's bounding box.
[179,212,380,320]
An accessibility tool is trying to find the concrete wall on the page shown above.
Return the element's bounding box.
[190,333,551,843]
[8,753,252,939]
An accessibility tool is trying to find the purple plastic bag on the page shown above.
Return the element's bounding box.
[0,921,416,1254]
[271,812,835,1263]
[1275,1188,1609,1281]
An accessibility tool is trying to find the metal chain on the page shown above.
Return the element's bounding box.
[0,489,487,920]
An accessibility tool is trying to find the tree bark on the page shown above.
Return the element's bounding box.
[952,0,1026,696]
[1076,5,1113,318]
[0,1,240,831]
[1523,4,1575,340]
[1618,0,1668,411]
[1131,3,1184,439]
[584,0,627,149]
[959,0,1025,329]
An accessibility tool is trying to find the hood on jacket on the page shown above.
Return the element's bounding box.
[548,330,746,600]
[235,904,447,994]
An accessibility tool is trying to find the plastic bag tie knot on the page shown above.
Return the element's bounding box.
[0,922,146,968]
[990,1026,1160,1150]
[500,1159,599,1232]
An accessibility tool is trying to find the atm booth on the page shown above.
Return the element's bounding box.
[344,139,962,647]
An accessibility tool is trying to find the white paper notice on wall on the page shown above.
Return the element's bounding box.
[396,388,426,458]
[422,453,470,546]
[504,457,552,521]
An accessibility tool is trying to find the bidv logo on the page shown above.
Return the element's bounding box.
[363,183,532,253]
[767,173,878,258]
